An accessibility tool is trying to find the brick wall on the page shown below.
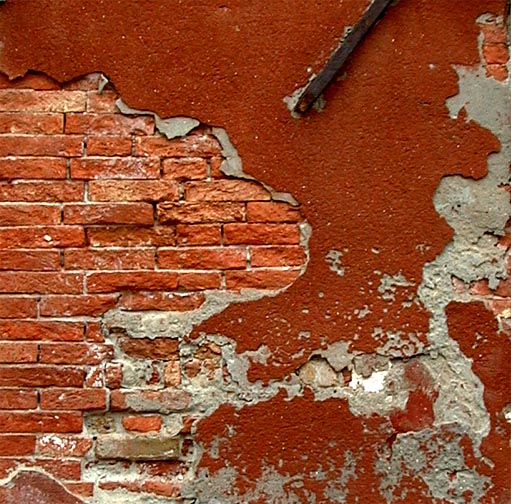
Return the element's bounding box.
[0,72,306,501]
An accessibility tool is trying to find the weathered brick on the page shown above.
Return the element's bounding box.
[0,73,60,90]
[88,226,176,247]
[0,90,86,112]
[111,389,191,413]
[0,250,60,271]
[0,342,38,363]
[89,180,179,202]
[225,269,301,289]
[39,295,119,317]
[87,91,118,113]
[0,297,38,318]
[184,179,270,202]
[0,135,83,157]
[0,366,84,387]
[40,389,107,410]
[135,134,220,157]
[87,272,178,293]
[119,337,179,360]
[246,201,302,222]
[31,458,82,480]
[87,136,132,156]
[162,157,207,180]
[250,246,306,267]
[37,435,93,457]
[0,435,36,455]
[0,390,37,409]
[481,22,508,44]
[0,226,84,248]
[482,43,509,64]
[122,415,162,433]
[0,412,83,433]
[176,224,222,245]
[64,248,155,270]
[0,204,61,225]
[0,157,67,179]
[39,342,113,364]
[95,434,180,460]
[98,479,180,498]
[119,291,205,311]
[0,272,83,294]
[224,223,301,245]
[158,246,246,269]
[65,113,154,135]
[178,272,222,290]
[0,112,63,134]
[64,482,95,498]
[0,181,84,201]
[0,320,84,341]
[158,201,244,224]
[70,157,159,179]
[63,203,154,225]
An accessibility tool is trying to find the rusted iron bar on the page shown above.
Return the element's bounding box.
[293,0,394,114]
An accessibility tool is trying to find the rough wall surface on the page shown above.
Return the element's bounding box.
[0,0,509,502]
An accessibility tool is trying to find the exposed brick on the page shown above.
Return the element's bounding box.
[39,342,113,365]
[0,73,60,90]
[65,113,154,135]
[158,246,246,269]
[119,291,205,311]
[104,362,123,389]
[87,136,132,156]
[0,204,61,225]
[481,23,508,44]
[89,180,179,202]
[111,389,191,413]
[0,390,38,409]
[134,134,221,157]
[70,157,159,179]
[119,337,179,360]
[176,224,222,245]
[87,91,118,113]
[64,248,155,270]
[162,157,207,180]
[0,297,38,318]
[0,112,63,134]
[40,295,119,317]
[0,320,84,341]
[0,272,83,294]
[158,202,244,224]
[0,250,60,271]
[64,73,102,91]
[0,181,84,202]
[246,201,302,222]
[164,361,182,387]
[85,322,104,343]
[225,269,301,289]
[88,226,176,247]
[0,135,83,157]
[0,226,84,248]
[37,435,93,457]
[0,342,38,363]
[0,412,83,433]
[486,63,509,81]
[0,157,67,179]
[482,43,509,64]
[0,366,84,387]
[209,155,224,178]
[95,434,180,460]
[32,458,82,480]
[184,179,270,202]
[98,479,180,498]
[64,482,95,498]
[178,272,222,290]
[122,415,162,433]
[250,246,306,267]
[0,435,36,455]
[63,203,154,225]
[224,223,301,245]
[40,389,107,411]
[0,90,86,112]
[87,272,178,293]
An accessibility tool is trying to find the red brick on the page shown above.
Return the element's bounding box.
[64,248,155,270]
[0,112,63,134]
[158,201,244,224]
[0,135,83,157]
[0,320,84,341]
[0,412,83,433]
[481,23,508,44]
[37,435,92,457]
[64,73,102,91]
[0,90,86,112]
[0,157,67,180]
[250,246,306,267]
[208,155,224,178]
[89,180,179,202]
[224,223,301,245]
[0,250,60,271]
[111,389,191,412]
[87,91,118,113]
[119,291,205,311]
[31,458,82,480]
[65,113,154,135]
[246,201,302,222]
[225,269,301,289]
[64,482,94,497]
[122,415,162,433]
[176,224,221,245]
[0,226,84,248]
[0,342,38,363]
[0,390,37,409]
[87,272,179,293]
[487,299,511,317]
[0,297,38,318]
[0,204,61,225]
[40,389,107,410]
[98,479,179,497]
[486,64,508,81]
[482,43,509,64]
[39,342,113,364]
[0,366,84,387]
[0,73,60,90]
[184,179,269,202]
[158,246,246,269]
[0,181,84,201]
[135,134,221,157]
[119,337,179,360]
[85,322,104,343]
[87,136,132,156]
[40,295,118,317]
[104,362,122,389]
[70,157,159,179]
[88,226,175,247]
[0,272,83,294]
[162,157,207,180]
[178,272,222,290]
[0,435,35,455]
[63,203,154,225]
